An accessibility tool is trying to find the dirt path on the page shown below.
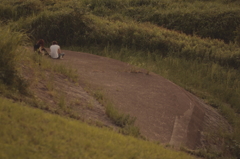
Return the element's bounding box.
[48,49,230,149]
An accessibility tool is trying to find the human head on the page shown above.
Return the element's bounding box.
[52,41,58,45]
[37,39,44,47]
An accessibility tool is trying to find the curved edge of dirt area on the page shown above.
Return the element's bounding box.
[42,49,232,150]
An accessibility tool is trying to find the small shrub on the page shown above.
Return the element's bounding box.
[119,124,141,137]
[105,102,136,127]
[58,93,66,110]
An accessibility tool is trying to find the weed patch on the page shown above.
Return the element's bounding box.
[85,85,141,138]
[0,26,29,95]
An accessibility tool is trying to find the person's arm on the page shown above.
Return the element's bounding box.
[58,46,61,55]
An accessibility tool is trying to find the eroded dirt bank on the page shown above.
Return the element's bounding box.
[32,49,231,150]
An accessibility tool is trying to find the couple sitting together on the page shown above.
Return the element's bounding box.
[34,39,65,59]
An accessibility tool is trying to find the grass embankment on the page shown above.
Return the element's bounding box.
[0,97,195,159]
[86,0,240,43]
[2,0,240,44]
[4,0,238,42]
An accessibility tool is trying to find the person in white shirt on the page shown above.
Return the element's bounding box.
[50,41,65,59]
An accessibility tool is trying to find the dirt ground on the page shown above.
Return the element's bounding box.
[29,49,231,151]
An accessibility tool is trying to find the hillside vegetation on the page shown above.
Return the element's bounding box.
[0,0,240,158]
[0,13,197,159]
[0,97,195,159]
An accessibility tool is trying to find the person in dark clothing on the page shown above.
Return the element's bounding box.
[34,39,49,56]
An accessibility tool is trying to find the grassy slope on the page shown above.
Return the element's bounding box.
[0,97,195,159]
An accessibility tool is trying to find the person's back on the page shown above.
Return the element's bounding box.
[50,44,60,58]
[50,41,64,59]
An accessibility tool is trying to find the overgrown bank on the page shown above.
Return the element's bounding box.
[1,0,240,43]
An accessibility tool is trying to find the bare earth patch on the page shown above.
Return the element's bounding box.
[27,49,231,151]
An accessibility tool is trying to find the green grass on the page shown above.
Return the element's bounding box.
[0,97,195,159]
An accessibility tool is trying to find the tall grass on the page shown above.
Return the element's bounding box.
[0,26,29,94]
[11,11,240,70]
[82,0,240,43]
[2,0,240,43]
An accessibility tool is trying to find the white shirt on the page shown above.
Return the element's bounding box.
[50,44,60,58]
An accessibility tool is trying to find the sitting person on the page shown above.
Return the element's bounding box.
[34,39,49,55]
[49,41,65,59]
